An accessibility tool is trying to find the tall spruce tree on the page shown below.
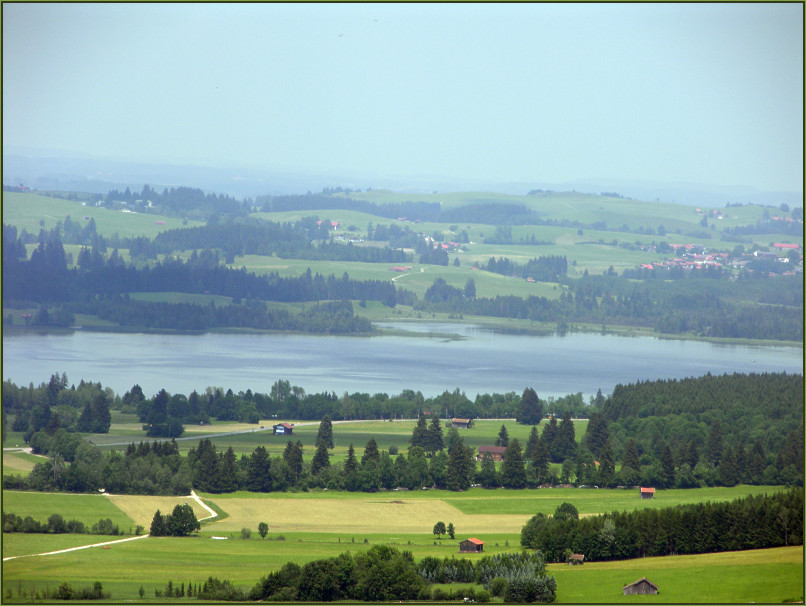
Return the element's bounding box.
[496,424,510,447]
[556,412,576,461]
[246,445,272,492]
[501,438,527,488]
[317,415,334,449]
[361,437,380,465]
[344,443,358,475]
[530,437,550,485]
[583,412,609,458]
[445,438,474,491]
[525,425,540,461]
[410,416,430,450]
[479,452,499,488]
[311,441,330,475]
[542,416,559,459]
[598,439,616,487]
[427,414,444,453]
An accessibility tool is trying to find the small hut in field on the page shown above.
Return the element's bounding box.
[568,553,585,565]
[622,578,658,595]
[459,538,483,553]
[640,486,655,499]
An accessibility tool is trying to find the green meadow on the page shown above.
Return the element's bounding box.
[1,486,800,603]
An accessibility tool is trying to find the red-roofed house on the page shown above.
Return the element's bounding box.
[774,243,800,249]
[640,487,655,499]
[459,538,484,553]
[273,422,294,435]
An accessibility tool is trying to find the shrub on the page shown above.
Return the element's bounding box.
[476,588,492,603]
[240,527,252,539]
[490,576,508,597]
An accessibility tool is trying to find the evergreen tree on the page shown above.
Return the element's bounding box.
[530,437,550,485]
[344,443,358,475]
[218,447,238,492]
[284,441,303,480]
[495,424,510,447]
[445,438,474,491]
[622,438,641,470]
[525,425,540,461]
[246,445,272,492]
[660,443,676,488]
[427,414,444,453]
[706,420,724,466]
[447,522,455,539]
[316,415,334,449]
[516,387,544,425]
[598,439,616,487]
[501,438,527,488]
[479,452,499,488]
[541,416,559,459]
[361,437,380,465]
[410,416,430,450]
[194,439,220,492]
[149,509,167,536]
[556,412,576,461]
[719,444,740,486]
[583,412,609,458]
[311,441,330,475]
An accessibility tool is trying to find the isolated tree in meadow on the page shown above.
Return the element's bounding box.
[433,521,446,538]
[258,522,269,539]
[501,438,527,488]
[167,503,200,536]
[516,387,544,425]
[311,441,330,475]
[447,522,455,539]
[317,415,334,449]
[495,424,509,448]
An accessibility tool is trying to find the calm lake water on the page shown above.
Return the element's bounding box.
[2,323,802,400]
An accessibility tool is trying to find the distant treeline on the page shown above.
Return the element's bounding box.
[520,489,803,562]
[105,184,249,218]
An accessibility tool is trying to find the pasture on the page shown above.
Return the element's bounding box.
[1,486,800,603]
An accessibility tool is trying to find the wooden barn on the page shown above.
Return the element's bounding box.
[459,538,484,553]
[622,578,658,595]
[640,486,655,499]
[273,422,294,435]
[452,418,471,429]
[477,445,507,461]
[568,553,585,565]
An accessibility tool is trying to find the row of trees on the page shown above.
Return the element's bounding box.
[520,489,803,562]
[2,512,122,536]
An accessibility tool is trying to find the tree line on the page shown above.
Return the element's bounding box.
[520,489,803,562]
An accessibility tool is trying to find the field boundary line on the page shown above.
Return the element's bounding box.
[2,534,150,562]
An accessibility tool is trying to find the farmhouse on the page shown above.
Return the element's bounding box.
[622,578,659,595]
[452,418,471,429]
[477,445,507,461]
[459,538,484,553]
[273,422,294,435]
[640,487,655,499]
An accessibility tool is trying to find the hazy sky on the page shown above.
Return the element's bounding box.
[3,2,803,192]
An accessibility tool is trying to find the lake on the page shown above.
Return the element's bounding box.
[2,323,802,400]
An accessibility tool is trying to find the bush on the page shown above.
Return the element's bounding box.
[476,588,492,603]
[490,576,508,597]
[240,527,252,539]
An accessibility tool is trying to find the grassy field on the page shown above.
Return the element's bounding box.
[1,485,800,603]
[2,491,137,530]
[2,192,203,238]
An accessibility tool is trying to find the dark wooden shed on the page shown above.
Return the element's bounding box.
[622,578,658,595]
[273,422,293,435]
[459,538,484,553]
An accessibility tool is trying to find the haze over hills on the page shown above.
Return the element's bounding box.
[3,147,802,209]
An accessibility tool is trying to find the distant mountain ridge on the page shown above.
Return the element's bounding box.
[3,149,801,208]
